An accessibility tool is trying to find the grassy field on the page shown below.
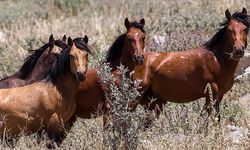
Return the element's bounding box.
[0,0,250,149]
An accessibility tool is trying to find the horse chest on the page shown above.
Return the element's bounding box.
[61,98,76,121]
[216,76,234,94]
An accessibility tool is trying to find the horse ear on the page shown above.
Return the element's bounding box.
[124,18,131,30]
[49,34,54,44]
[62,35,67,41]
[83,35,88,44]
[68,37,73,47]
[242,7,247,14]
[225,9,232,21]
[140,18,145,26]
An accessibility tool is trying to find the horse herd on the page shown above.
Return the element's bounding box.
[0,8,249,148]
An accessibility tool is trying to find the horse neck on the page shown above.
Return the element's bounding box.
[119,42,136,72]
[108,42,136,72]
[213,38,240,75]
[29,62,53,83]
[52,71,79,97]
[28,50,59,83]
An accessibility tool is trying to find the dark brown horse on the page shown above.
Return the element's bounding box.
[0,35,67,88]
[134,8,250,126]
[72,18,146,121]
[0,36,92,148]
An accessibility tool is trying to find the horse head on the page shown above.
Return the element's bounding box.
[224,8,250,60]
[67,36,93,81]
[124,18,146,65]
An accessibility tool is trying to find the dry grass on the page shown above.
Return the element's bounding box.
[0,0,249,149]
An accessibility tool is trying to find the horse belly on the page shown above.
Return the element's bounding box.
[0,111,44,137]
[151,73,205,103]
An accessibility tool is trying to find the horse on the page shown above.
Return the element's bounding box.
[72,18,145,120]
[133,8,250,127]
[0,36,92,148]
[0,34,67,88]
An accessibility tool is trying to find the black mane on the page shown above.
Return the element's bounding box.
[106,21,145,63]
[203,11,250,53]
[74,38,93,54]
[131,21,145,33]
[49,46,71,82]
[19,43,50,79]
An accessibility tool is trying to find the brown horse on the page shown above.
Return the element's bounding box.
[0,35,67,88]
[72,18,146,121]
[0,36,92,148]
[134,8,250,126]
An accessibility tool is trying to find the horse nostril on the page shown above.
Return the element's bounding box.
[133,55,137,60]
[140,55,144,61]
[77,71,85,81]
[235,49,245,57]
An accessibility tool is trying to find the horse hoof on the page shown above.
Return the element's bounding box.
[46,142,58,149]
[141,121,152,131]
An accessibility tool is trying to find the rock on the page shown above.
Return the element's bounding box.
[235,66,250,81]
[234,53,250,81]
[153,34,167,47]
[0,31,6,42]
[238,94,250,126]
[225,94,250,144]
[226,125,248,144]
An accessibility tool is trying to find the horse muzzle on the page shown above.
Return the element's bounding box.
[76,71,86,82]
[233,49,245,59]
[133,55,144,65]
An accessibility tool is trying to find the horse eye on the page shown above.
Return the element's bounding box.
[243,28,249,32]
[227,28,232,32]
[129,38,133,42]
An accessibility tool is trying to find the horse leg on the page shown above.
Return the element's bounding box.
[48,115,76,146]
[143,98,164,129]
[202,96,212,117]
[37,128,46,144]
[46,113,64,149]
[65,115,76,133]
[214,95,223,122]
[5,137,15,148]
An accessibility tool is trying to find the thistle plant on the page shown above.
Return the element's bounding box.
[97,63,142,150]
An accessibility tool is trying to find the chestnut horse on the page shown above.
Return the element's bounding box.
[0,36,92,148]
[72,18,145,121]
[135,8,250,126]
[0,35,67,88]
